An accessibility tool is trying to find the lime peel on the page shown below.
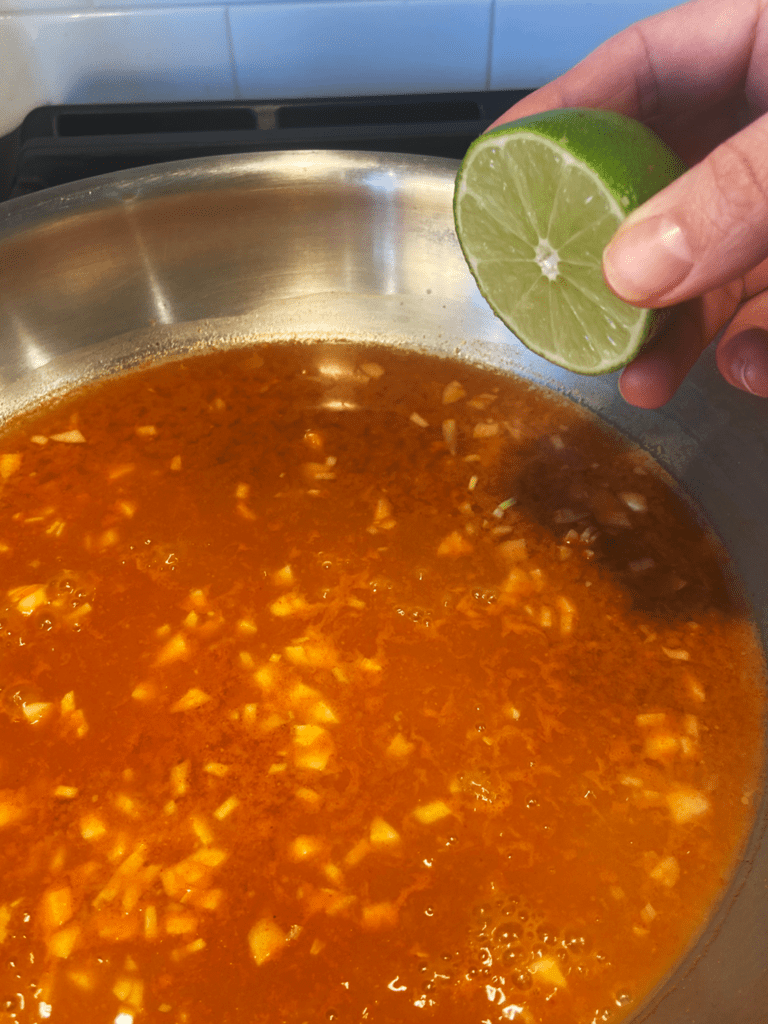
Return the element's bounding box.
[453,108,686,375]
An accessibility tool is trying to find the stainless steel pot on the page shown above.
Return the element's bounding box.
[0,150,765,1023]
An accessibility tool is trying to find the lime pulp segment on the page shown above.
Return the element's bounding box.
[455,131,653,375]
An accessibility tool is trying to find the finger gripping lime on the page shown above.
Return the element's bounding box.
[453,108,686,375]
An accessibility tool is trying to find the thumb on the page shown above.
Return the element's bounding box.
[716,290,768,397]
[602,112,768,307]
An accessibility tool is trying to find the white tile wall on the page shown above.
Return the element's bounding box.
[490,0,673,89]
[0,0,677,137]
[229,0,492,99]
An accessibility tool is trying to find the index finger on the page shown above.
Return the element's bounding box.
[489,0,761,131]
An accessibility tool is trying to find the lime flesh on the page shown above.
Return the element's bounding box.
[454,110,686,375]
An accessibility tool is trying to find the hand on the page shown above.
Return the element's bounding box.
[490,0,768,407]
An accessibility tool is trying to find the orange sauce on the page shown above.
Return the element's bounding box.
[0,343,763,1024]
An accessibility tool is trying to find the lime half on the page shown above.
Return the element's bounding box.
[453,108,686,375]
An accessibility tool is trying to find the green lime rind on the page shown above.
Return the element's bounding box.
[483,108,686,214]
[453,108,685,375]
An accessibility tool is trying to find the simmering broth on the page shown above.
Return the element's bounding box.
[0,344,763,1024]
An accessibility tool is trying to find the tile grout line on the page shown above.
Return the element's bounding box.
[224,5,242,99]
[484,0,496,91]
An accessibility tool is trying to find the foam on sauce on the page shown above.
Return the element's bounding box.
[0,343,763,1024]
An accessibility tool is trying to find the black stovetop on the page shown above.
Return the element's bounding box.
[0,91,530,202]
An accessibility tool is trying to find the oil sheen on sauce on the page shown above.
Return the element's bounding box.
[0,343,763,1024]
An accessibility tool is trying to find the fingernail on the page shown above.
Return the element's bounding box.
[723,330,768,397]
[604,215,694,302]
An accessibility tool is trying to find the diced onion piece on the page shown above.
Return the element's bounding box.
[385,733,414,758]
[67,968,97,991]
[269,593,310,618]
[640,903,657,925]
[22,701,54,725]
[40,886,74,932]
[99,528,120,550]
[114,793,140,818]
[437,531,473,558]
[135,425,157,438]
[213,796,240,821]
[650,855,680,887]
[361,902,398,930]
[294,724,325,747]
[294,747,332,772]
[310,938,326,955]
[323,863,344,886]
[662,647,690,661]
[289,835,322,862]
[170,688,210,713]
[413,800,452,824]
[302,462,336,482]
[155,633,190,667]
[620,491,648,512]
[144,905,158,940]
[272,565,295,587]
[636,712,667,728]
[666,787,711,825]
[358,657,382,673]
[683,714,699,738]
[79,814,107,841]
[170,761,190,798]
[310,701,338,725]
[344,839,371,867]
[325,893,356,917]
[131,682,157,702]
[114,500,137,521]
[204,762,230,778]
[9,584,48,616]
[685,673,706,702]
[243,704,260,728]
[165,911,198,935]
[442,419,458,457]
[254,664,277,690]
[54,785,78,800]
[556,595,576,635]
[496,538,527,563]
[191,846,228,868]
[295,787,320,807]
[248,918,287,966]
[369,817,401,848]
[190,814,215,846]
[0,453,21,478]
[47,923,80,958]
[360,362,384,379]
[195,889,223,911]
[50,430,86,444]
[442,381,467,404]
[473,421,499,438]
[643,733,679,761]
[0,904,11,943]
[410,412,429,428]
[529,956,567,987]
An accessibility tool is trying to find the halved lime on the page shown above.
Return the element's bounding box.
[453,108,686,375]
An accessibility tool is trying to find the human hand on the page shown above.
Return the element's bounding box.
[490,0,768,407]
